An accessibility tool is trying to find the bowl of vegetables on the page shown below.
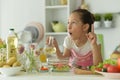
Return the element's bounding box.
[0,57,22,76]
[91,59,120,79]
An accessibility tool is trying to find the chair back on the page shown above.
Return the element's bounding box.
[97,34,104,59]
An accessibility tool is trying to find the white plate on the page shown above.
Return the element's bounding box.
[0,66,22,76]
[95,70,120,79]
[25,22,44,43]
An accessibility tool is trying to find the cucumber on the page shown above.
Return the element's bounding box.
[102,68,107,72]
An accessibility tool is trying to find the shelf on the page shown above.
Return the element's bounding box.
[45,32,68,35]
[44,0,80,45]
[46,5,68,9]
[94,26,115,30]
[46,32,68,35]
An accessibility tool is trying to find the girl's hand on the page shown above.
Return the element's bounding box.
[86,25,97,45]
[52,37,59,48]
[45,36,50,45]
[46,36,59,48]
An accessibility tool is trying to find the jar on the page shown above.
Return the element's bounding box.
[51,0,58,6]
[39,51,47,63]
[25,49,39,73]
[60,0,67,5]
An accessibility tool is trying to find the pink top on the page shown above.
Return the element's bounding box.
[69,49,93,68]
[63,36,97,69]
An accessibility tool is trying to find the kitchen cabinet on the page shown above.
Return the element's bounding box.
[44,0,81,45]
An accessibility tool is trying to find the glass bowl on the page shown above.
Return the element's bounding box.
[47,58,70,72]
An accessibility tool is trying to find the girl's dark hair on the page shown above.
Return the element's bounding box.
[72,9,95,33]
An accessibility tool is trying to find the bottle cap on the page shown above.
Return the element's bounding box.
[9,28,14,31]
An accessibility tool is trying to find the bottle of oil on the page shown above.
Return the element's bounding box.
[6,28,18,60]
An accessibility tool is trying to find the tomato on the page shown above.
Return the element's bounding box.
[103,64,111,69]
[95,68,102,71]
[107,65,120,73]
[40,66,48,70]
[117,58,120,70]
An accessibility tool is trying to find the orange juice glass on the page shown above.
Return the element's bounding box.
[39,52,47,63]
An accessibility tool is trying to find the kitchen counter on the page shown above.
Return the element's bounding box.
[0,71,119,80]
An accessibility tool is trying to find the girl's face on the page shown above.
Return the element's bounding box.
[67,12,87,40]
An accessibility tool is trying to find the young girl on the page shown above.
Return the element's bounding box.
[46,9,103,74]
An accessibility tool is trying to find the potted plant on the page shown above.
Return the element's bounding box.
[93,13,101,29]
[103,13,113,28]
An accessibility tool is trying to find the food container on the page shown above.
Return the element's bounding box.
[60,0,67,5]
[47,58,70,72]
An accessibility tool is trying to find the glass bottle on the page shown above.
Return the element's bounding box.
[39,51,47,63]
[60,0,67,5]
[6,28,18,60]
[80,0,88,10]
[51,0,58,6]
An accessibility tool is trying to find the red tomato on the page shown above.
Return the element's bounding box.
[117,58,120,70]
[95,68,102,71]
[103,64,111,69]
[107,65,120,73]
[40,66,48,70]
